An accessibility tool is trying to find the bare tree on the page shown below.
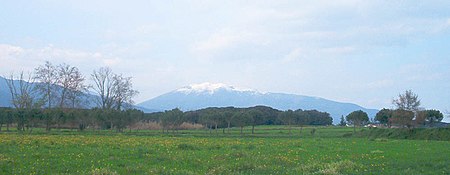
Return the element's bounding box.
[91,67,115,109]
[4,72,42,131]
[56,63,87,108]
[91,67,138,110]
[112,74,138,110]
[5,72,40,109]
[34,61,58,108]
[392,90,421,111]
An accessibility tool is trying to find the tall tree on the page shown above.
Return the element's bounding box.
[223,109,234,134]
[91,67,115,109]
[56,63,87,108]
[295,109,309,134]
[278,110,296,135]
[34,61,58,108]
[393,90,421,111]
[391,109,414,128]
[232,110,251,135]
[4,108,14,131]
[163,108,184,133]
[375,108,392,127]
[417,109,444,126]
[248,109,264,134]
[5,72,40,109]
[91,67,138,110]
[346,110,369,133]
[304,110,333,125]
[112,74,138,110]
[5,72,42,131]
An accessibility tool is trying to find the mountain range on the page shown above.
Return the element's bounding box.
[138,83,379,124]
[0,76,11,107]
[1,77,378,124]
[0,76,97,108]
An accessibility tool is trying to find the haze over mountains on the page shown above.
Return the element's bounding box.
[138,83,378,124]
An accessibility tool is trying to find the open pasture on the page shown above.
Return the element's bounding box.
[0,127,448,174]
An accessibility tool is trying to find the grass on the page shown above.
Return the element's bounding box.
[0,126,449,174]
[354,127,450,141]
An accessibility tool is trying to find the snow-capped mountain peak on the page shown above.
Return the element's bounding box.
[138,82,379,124]
[175,82,256,94]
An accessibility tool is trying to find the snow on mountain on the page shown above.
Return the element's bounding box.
[138,83,379,124]
[176,82,259,94]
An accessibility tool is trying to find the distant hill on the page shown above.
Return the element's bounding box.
[0,76,98,108]
[0,76,152,111]
[138,83,379,124]
[0,76,11,107]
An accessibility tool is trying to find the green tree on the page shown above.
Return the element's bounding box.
[125,109,144,132]
[42,109,57,131]
[223,109,235,134]
[295,109,309,134]
[26,108,43,132]
[207,109,223,135]
[232,111,251,135]
[418,109,443,126]
[375,108,392,127]
[4,108,14,131]
[391,109,414,128]
[304,110,332,125]
[278,110,297,135]
[0,108,5,132]
[15,109,27,131]
[199,109,214,134]
[163,108,184,133]
[55,108,66,131]
[248,109,264,134]
[346,110,369,132]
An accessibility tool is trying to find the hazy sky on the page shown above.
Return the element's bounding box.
[1,0,449,115]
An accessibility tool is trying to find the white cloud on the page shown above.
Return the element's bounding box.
[0,44,23,56]
[0,44,123,76]
[190,29,262,59]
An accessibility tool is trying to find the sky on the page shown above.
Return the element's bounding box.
[1,0,449,119]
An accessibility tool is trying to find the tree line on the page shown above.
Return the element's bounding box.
[375,90,444,128]
[1,61,139,132]
[146,106,333,135]
[340,90,445,130]
[0,105,333,133]
[0,107,143,132]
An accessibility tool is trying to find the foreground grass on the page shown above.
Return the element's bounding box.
[0,128,448,174]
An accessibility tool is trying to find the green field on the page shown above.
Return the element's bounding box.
[0,127,449,174]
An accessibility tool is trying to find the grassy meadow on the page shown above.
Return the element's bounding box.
[0,126,449,174]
